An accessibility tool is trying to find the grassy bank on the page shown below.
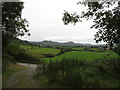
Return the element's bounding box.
[2,62,27,87]
[36,57,120,88]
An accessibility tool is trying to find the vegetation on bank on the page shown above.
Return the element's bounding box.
[3,44,40,64]
[36,57,120,88]
[2,60,27,87]
[2,43,40,88]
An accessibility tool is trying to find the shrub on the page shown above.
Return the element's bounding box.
[113,47,120,55]
[36,57,120,88]
[3,44,40,64]
[36,59,86,87]
[94,58,120,77]
[2,53,16,73]
[63,70,83,88]
[2,52,16,63]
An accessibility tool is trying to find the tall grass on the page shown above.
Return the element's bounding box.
[36,57,120,88]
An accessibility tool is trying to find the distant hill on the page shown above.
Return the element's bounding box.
[11,38,33,46]
[16,39,106,47]
[29,40,105,47]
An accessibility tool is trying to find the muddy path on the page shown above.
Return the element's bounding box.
[4,63,39,88]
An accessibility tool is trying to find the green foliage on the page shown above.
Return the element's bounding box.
[36,59,85,87]
[62,11,81,25]
[2,2,30,37]
[10,38,33,46]
[94,58,120,76]
[36,57,120,88]
[2,52,16,63]
[62,1,120,54]
[4,44,40,64]
[2,53,16,73]
[2,2,30,48]
[113,46,120,55]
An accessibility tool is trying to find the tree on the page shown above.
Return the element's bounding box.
[2,2,30,47]
[62,1,120,51]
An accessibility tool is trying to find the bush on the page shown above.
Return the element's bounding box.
[42,54,54,58]
[113,47,120,55]
[36,59,86,87]
[3,44,40,64]
[94,58,120,77]
[36,57,120,88]
[2,53,16,73]
[63,70,83,88]
[2,53,16,63]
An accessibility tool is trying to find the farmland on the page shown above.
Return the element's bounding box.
[20,45,119,62]
[20,45,60,58]
[3,44,120,88]
[35,46,120,88]
[72,47,84,51]
[27,48,60,55]
[44,51,119,62]
[18,44,120,88]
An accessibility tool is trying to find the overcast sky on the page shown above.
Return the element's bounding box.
[19,0,104,44]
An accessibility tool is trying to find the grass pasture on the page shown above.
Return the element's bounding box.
[20,45,60,58]
[88,48,103,51]
[20,45,119,63]
[73,47,104,51]
[27,48,60,55]
[20,45,60,55]
[20,45,33,49]
[72,47,84,51]
[44,51,119,62]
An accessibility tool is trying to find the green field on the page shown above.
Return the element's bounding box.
[88,48,102,51]
[44,51,119,62]
[72,47,84,50]
[27,48,60,55]
[20,45,60,58]
[20,45,33,49]
[20,45,60,55]
[20,45,119,62]
[73,47,104,51]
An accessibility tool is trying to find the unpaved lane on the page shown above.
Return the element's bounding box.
[17,63,37,69]
[4,63,39,88]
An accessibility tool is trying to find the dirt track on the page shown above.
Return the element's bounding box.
[4,63,39,88]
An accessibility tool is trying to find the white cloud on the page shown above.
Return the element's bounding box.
[19,0,104,44]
